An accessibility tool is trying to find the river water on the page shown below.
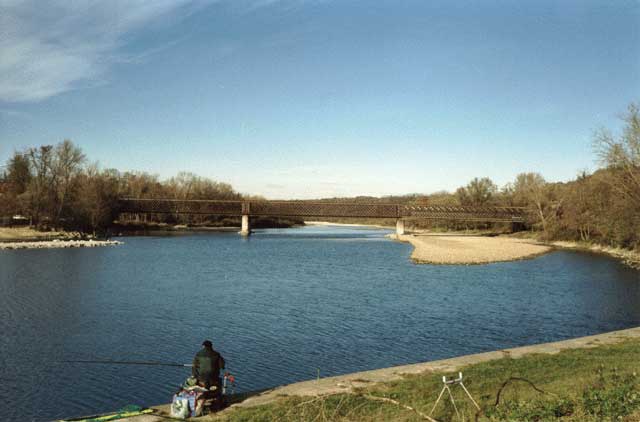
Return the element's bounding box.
[1,226,639,421]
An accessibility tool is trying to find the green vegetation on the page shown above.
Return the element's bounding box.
[213,340,640,422]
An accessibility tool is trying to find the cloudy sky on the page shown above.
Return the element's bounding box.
[1,0,639,199]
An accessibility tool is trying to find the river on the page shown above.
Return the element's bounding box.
[1,226,639,421]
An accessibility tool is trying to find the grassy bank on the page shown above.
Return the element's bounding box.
[0,227,84,242]
[211,339,640,422]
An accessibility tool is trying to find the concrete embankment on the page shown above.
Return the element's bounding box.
[0,239,122,250]
[223,326,640,412]
[109,326,640,421]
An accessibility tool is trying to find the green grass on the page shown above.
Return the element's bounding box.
[210,339,640,422]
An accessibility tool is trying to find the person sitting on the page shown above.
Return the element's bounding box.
[192,340,225,395]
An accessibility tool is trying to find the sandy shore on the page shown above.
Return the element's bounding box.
[391,234,552,265]
[0,239,122,250]
[0,226,69,241]
[305,221,392,229]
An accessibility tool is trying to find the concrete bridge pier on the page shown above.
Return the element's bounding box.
[240,214,251,236]
[395,219,405,236]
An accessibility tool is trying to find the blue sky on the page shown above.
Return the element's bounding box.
[1,0,639,199]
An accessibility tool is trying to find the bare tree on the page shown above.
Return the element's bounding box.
[52,140,86,226]
[456,177,497,206]
[593,103,640,206]
[26,145,55,225]
[512,172,551,232]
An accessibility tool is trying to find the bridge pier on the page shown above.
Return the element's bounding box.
[395,219,405,236]
[240,214,251,236]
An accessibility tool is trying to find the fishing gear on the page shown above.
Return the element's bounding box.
[60,359,193,368]
[222,372,236,395]
[429,372,480,420]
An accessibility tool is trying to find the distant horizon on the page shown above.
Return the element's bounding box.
[2,1,638,199]
[0,137,612,200]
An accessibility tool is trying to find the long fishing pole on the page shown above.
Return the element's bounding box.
[60,359,193,368]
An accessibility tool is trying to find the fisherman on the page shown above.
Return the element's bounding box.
[192,340,225,392]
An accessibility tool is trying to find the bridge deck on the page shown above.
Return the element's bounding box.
[118,199,526,222]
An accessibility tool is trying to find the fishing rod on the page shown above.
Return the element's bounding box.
[60,359,193,368]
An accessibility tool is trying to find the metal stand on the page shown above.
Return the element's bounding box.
[222,372,235,395]
[429,372,480,420]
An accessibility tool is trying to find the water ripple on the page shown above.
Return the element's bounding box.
[1,227,639,421]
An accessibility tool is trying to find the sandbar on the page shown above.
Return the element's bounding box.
[392,234,552,265]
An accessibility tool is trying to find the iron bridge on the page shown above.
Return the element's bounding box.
[118,198,526,223]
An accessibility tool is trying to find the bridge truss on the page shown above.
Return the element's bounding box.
[118,198,526,223]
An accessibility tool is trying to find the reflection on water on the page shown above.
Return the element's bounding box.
[0,226,639,421]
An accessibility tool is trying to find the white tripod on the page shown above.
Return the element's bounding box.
[429,372,480,420]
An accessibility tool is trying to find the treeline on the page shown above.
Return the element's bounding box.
[0,141,246,234]
[310,104,640,251]
[442,104,639,250]
[1,104,638,249]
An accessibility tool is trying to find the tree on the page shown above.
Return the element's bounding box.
[512,172,552,232]
[25,145,55,225]
[456,177,497,206]
[52,140,86,225]
[76,165,120,235]
[2,152,32,216]
[593,102,640,208]
[6,152,31,197]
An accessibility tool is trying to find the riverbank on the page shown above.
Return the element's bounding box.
[0,226,70,242]
[391,233,552,265]
[547,240,640,269]
[0,239,122,250]
[0,227,121,250]
[212,327,640,422]
[305,221,392,229]
[106,327,640,421]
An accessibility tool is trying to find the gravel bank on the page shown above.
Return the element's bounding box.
[391,234,552,264]
[0,239,122,250]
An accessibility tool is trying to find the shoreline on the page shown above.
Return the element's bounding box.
[0,239,122,250]
[547,240,640,269]
[390,233,553,265]
[392,233,640,268]
[223,326,640,413]
[304,221,393,229]
[99,326,640,421]
[303,221,640,267]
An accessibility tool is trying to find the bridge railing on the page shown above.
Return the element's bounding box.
[248,201,400,218]
[401,205,526,222]
[118,198,242,215]
[117,199,528,222]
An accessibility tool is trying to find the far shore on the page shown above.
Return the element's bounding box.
[0,239,122,250]
[391,233,553,265]
[304,221,393,229]
[0,227,122,250]
[304,221,640,266]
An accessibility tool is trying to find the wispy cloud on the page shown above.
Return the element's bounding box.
[238,0,327,14]
[0,0,209,103]
[0,108,31,119]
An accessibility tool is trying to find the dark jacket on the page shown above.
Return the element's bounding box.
[192,347,225,388]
